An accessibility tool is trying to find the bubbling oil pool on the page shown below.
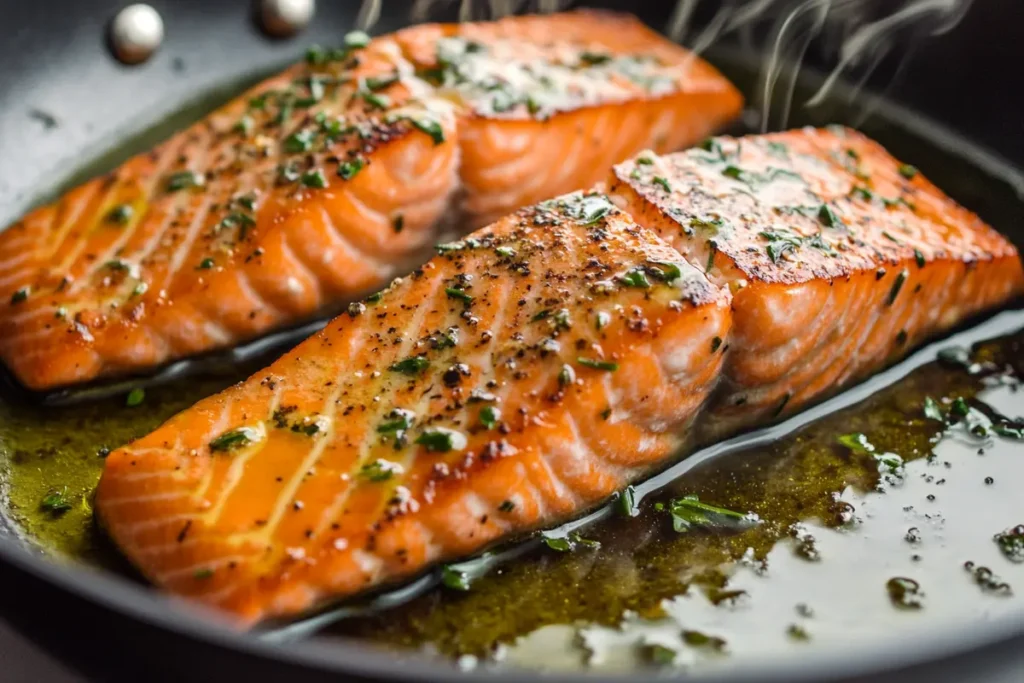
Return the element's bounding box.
[0,45,1021,675]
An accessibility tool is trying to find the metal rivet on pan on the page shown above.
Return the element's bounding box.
[109,4,164,64]
[260,0,316,37]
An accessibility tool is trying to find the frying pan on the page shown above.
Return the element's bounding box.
[1,0,1023,680]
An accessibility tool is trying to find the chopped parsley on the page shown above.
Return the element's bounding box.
[652,176,672,193]
[361,459,402,482]
[338,158,365,180]
[898,164,918,180]
[106,204,134,224]
[657,495,757,533]
[415,427,467,453]
[125,388,145,407]
[41,487,72,514]
[166,171,204,192]
[377,408,414,434]
[479,405,500,429]
[577,357,618,371]
[445,287,473,303]
[209,427,259,453]
[300,169,327,189]
[887,269,908,306]
[619,267,651,289]
[618,485,640,518]
[411,118,445,145]
[389,356,430,375]
[441,565,471,591]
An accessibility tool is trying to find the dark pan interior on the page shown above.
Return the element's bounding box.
[0,1,1023,681]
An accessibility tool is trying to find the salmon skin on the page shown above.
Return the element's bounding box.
[609,126,1024,434]
[97,192,731,625]
[96,128,1023,627]
[0,10,742,393]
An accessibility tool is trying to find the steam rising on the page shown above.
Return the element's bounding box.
[356,0,973,130]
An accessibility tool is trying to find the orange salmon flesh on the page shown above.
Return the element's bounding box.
[0,10,742,391]
[97,127,1023,626]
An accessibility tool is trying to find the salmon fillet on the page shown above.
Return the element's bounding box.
[96,192,731,625]
[396,11,743,226]
[0,10,742,392]
[609,126,1024,433]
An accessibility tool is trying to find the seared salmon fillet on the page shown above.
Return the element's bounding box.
[0,10,741,392]
[609,126,1024,432]
[97,129,1023,625]
[396,11,743,226]
[96,192,730,625]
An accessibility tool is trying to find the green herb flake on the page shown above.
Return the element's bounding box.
[40,487,72,514]
[850,186,873,201]
[898,164,918,180]
[361,92,390,110]
[479,405,500,429]
[498,500,516,513]
[389,356,429,375]
[106,204,134,224]
[441,565,471,591]
[125,388,145,407]
[887,269,908,306]
[620,268,651,289]
[197,258,215,270]
[209,427,258,453]
[193,568,215,580]
[662,495,756,534]
[837,432,874,453]
[618,485,640,518]
[914,249,926,268]
[415,427,467,453]
[300,169,327,189]
[166,170,204,192]
[338,158,365,180]
[377,408,414,434]
[817,204,842,228]
[577,357,618,372]
[284,129,316,154]
[411,118,445,145]
[652,176,672,193]
[445,287,473,304]
[711,336,723,353]
[10,288,28,305]
[361,459,402,482]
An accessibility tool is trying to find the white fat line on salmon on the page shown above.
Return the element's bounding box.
[64,128,206,297]
[200,388,284,526]
[258,272,445,545]
[188,402,248,502]
[39,179,103,263]
[363,270,517,536]
[310,205,391,287]
[306,275,457,542]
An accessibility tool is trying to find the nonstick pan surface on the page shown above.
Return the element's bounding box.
[1,1,1023,681]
